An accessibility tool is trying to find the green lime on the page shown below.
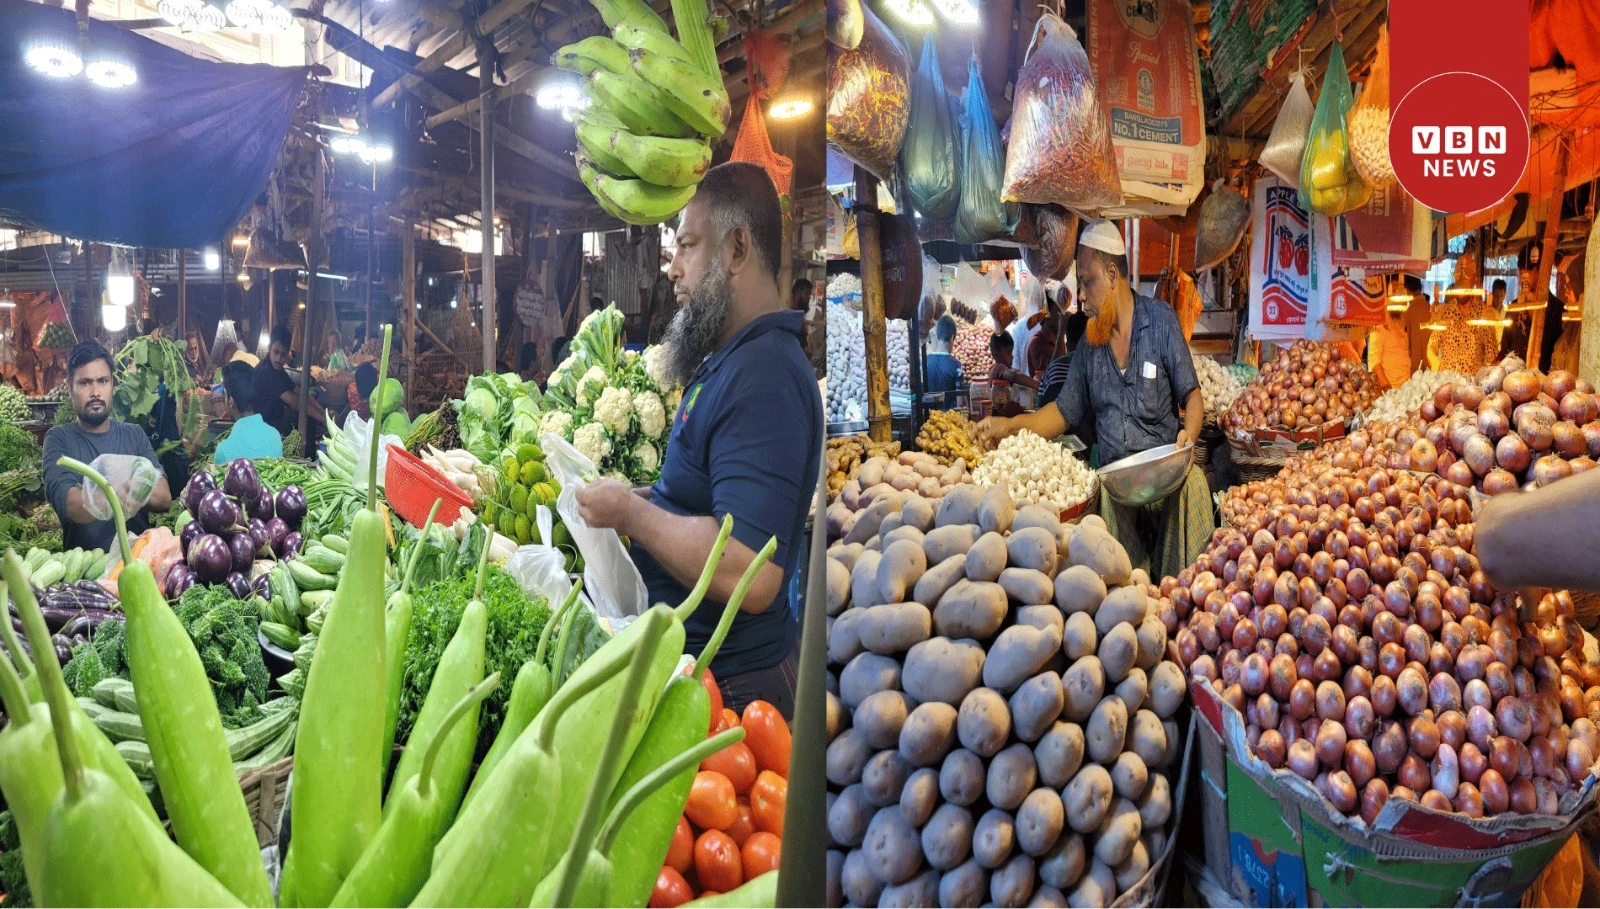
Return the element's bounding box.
[496,512,517,539]
[509,485,529,514]
[514,514,531,542]
[516,443,543,464]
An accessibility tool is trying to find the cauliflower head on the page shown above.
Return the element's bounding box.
[643,344,673,388]
[540,410,574,439]
[634,441,659,474]
[634,390,667,438]
[575,365,609,407]
[595,386,634,435]
[572,421,612,465]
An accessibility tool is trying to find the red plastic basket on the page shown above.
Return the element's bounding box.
[384,444,474,528]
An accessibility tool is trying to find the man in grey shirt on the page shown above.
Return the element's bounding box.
[43,340,173,551]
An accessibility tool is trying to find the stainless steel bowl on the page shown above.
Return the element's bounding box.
[1097,443,1194,507]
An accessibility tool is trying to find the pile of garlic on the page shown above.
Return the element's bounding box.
[972,429,1098,511]
[1363,369,1470,425]
[1192,353,1244,417]
[827,302,866,422]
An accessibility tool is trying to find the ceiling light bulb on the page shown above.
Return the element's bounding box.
[204,250,220,271]
[0,293,15,309]
[330,134,367,156]
[883,0,934,26]
[358,143,394,164]
[24,43,83,78]
[86,59,137,89]
[769,98,814,120]
[101,300,127,332]
[106,249,136,308]
[536,79,583,113]
[930,0,980,23]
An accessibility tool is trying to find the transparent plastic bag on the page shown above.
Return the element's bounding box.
[502,505,574,608]
[952,262,990,304]
[82,454,162,521]
[826,0,910,181]
[1001,13,1123,214]
[210,319,242,366]
[540,431,648,626]
[1347,27,1395,188]
[901,34,960,222]
[1299,42,1372,216]
[955,55,1019,244]
[339,412,403,493]
[1194,180,1252,271]
[1261,70,1314,187]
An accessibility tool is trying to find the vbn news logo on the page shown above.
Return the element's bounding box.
[1410,126,1508,179]
[1390,72,1528,213]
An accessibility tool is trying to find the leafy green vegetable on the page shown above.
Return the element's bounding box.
[0,424,40,474]
[454,372,536,463]
[0,809,32,908]
[61,617,128,698]
[174,585,271,728]
[112,336,196,425]
[0,385,28,424]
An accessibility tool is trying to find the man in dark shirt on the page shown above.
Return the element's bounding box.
[978,219,1213,579]
[43,341,173,551]
[924,315,963,408]
[575,163,823,717]
[254,324,323,439]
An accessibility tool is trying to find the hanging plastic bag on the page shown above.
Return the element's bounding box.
[540,431,648,625]
[502,504,574,608]
[1261,70,1315,187]
[955,55,1020,244]
[1023,205,1080,281]
[338,412,403,492]
[901,34,960,222]
[826,1,910,181]
[210,318,242,366]
[1300,42,1373,216]
[1002,13,1123,214]
[952,262,990,305]
[1347,27,1395,188]
[1194,180,1252,271]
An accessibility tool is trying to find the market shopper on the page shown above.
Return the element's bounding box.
[212,361,283,464]
[924,315,964,408]
[255,325,324,438]
[575,162,822,718]
[977,218,1213,580]
[1365,305,1412,389]
[42,340,173,551]
[1475,466,1600,592]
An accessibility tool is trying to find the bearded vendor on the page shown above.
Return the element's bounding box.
[575,163,824,718]
[977,219,1214,580]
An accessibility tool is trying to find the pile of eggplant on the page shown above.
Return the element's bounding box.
[8,580,120,666]
[170,458,308,599]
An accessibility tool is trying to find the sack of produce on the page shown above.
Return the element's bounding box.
[1002,13,1124,214]
[955,55,1019,244]
[1260,70,1314,187]
[1023,204,1080,281]
[1299,41,1373,216]
[827,1,911,181]
[1346,27,1396,188]
[1193,180,1252,272]
[901,34,961,222]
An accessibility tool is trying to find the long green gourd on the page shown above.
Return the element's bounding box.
[529,514,736,881]
[604,534,776,907]
[384,539,490,819]
[329,673,499,908]
[52,462,273,907]
[460,580,584,810]
[410,608,668,908]
[287,325,396,907]
[0,586,41,702]
[384,498,442,765]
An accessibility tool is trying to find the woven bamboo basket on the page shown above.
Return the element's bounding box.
[238,756,293,848]
[1233,454,1286,486]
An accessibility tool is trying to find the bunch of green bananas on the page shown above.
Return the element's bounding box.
[479,443,583,572]
[553,0,731,225]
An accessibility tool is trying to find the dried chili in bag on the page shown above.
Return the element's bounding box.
[1299,41,1373,216]
[955,55,1019,244]
[1261,70,1314,187]
[1001,13,1123,214]
[1347,27,1396,188]
[901,34,960,222]
[826,1,909,181]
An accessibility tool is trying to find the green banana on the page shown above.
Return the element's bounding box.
[578,157,648,225]
[628,48,730,139]
[551,35,632,77]
[591,0,669,33]
[573,114,639,179]
[612,23,694,66]
[590,172,699,226]
[585,70,696,139]
[608,130,711,188]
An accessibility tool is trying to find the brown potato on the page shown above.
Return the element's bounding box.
[958,687,1013,757]
[940,747,987,807]
[1017,787,1067,857]
[938,859,988,908]
[974,808,1017,869]
[1062,657,1107,722]
[1009,526,1061,575]
[925,523,981,563]
[991,853,1038,907]
[913,555,967,608]
[841,849,882,906]
[1035,721,1087,788]
[936,485,984,528]
[985,624,1065,693]
[1085,696,1130,764]
[902,637,986,706]
[921,803,975,870]
[1055,565,1109,615]
[1095,585,1149,637]
[863,749,913,807]
[967,531,1010,582]
[828,783,873,847]
[1063,612,1099,661]
[934,579,1009,639]
[1010,671,1067,742]
[854,690,911,750]
[1110,751,1149,801]
[839,651,901,709]
[899,701,959,767]
[1039,833,1087,891]
[1064,764,1114,834]
[856,601,932,654]
[863,806,923,885]
[1001,567,1058,606]
[827,728,872,787]
[899,767,940,827]
[1091,798,1142,866]
[1098,622,1140,683]
[987,742,1040,810]
[826,557,851,616]
[977,483,1017,535]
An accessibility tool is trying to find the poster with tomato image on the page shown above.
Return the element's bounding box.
[1248,175,1328,341]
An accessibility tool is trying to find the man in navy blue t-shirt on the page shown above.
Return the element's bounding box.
[576,163,823,717]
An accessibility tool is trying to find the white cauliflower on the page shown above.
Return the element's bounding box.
[595,386,634,434]
[575,365,609,407]
[540,410,574,439]
[634,390,667,438]
[634,441,659,474]
[643,344,672,388]
[605,471,630,484]
[572,421,612,465]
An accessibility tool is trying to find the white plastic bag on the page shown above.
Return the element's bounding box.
[502,505,574,608]
[82,453,162,521]
[540,431,648,626]
[339,412,403,493]
[1261,70,1314,187]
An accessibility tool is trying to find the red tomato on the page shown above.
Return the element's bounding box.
[724,798,755,847]
[741,831,782,878]
[701,741,758,794]
[665,816,694,873]
[749,769,787,835]
[685,771,738,830]
[650,867,693,908]
[721,707,740,731]
[701,670,724,735]
[694,829,744,893]
[741,701,792,778]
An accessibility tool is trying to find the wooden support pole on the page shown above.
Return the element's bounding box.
[178,253,187,338]
[299,144,327,452]
[856,166,891,443]
[402,222,416,405]
[1528,135,1569,368]
[479,44,498,375]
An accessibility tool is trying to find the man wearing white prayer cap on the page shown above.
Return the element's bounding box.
[978,218,1214,579]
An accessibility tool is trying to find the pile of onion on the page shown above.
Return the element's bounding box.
[1395,360,1600,496]
[1160,430,1600,825]
[1223,340,1380,435]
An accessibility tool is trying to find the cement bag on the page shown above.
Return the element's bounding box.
[826,1,909,181]
[955,55,1019,244]
[1193,180,1251,271]
[1002,13,1123,214]
[1347,27,1395,188]
[1260,70,1314,187]
[901,34,960,222]
[1299,41,1372,216]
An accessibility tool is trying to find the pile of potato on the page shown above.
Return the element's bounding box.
[824,483,1185,907]
[828,453,973,543]
[917,410,984,467]
[829,435,904,499]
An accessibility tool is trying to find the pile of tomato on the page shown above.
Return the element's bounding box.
[650,673,792,907]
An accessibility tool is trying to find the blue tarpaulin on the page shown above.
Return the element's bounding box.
[0,0,308,248]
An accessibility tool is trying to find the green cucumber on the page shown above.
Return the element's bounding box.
[115,739,155,778]
[321,534,349,554]
[92,677,134,710]
[288,559,337,591]
[91,706,147,743]
[225,702,297,760]
[261,621,303,651]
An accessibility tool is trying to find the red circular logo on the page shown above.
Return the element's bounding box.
[1389,71,1529,214]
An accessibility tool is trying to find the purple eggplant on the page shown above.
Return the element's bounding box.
[52,634,72,664]
[251,573,272,599]
[61,614,94,639]
[274,485,307,529]
[181,520,205,553]
[223,458,262,503]
[247,518,272,556]
[188,534,233,584]
[183,471,217,514]
[224,572,252,600]
[252,486,276,521]
[228,532,256,573]
[198,489,239,535]
[278,531,303,560]
[168,567,197,599]
[264,517,290,555]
